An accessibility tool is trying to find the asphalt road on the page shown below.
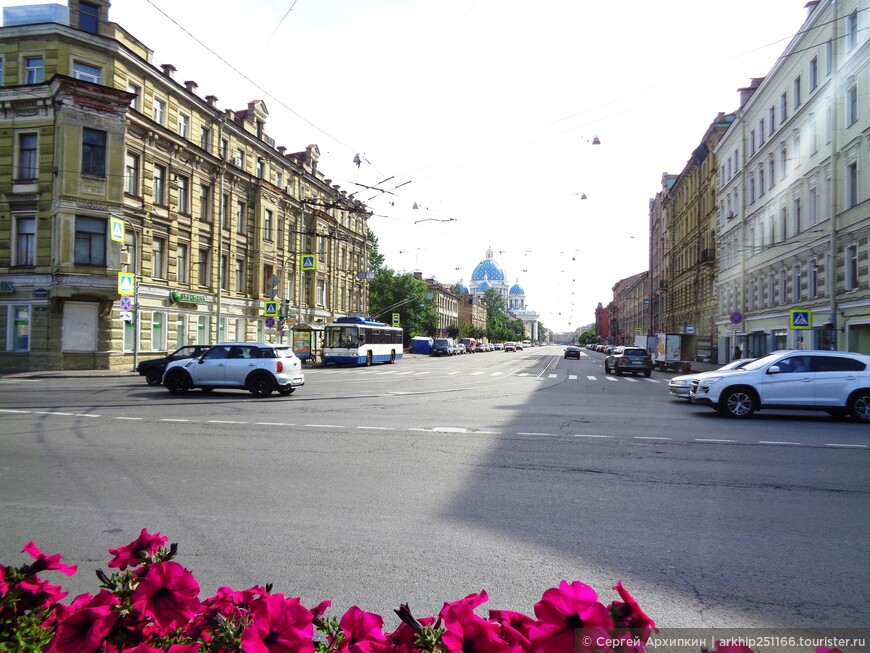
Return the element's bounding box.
[1,346,867,638]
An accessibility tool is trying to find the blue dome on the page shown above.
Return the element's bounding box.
[510,283,524,295]
[477,281,492,292]
[456,283,469,295]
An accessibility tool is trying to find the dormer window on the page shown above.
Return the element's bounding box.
[79,2,100,33]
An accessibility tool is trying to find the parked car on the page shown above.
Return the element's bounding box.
[604,346,653,377]
[515,342,524,350]
[454,343,467,355]
[504,342,517,352]
[668,358,756,399]
[431,338,456,356]
[690,349,870,421]
[494,343,504,350]
[163,342,305,398]
[137,344,212,386]
[564,345,581,360]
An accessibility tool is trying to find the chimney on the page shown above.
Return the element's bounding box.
[184,80,198,93]
[277,146,287,155]
[737,77,764,109]
[160,64,176,78]
[205,95,218,107]
[413,271,423,280]
[804,1,820,19]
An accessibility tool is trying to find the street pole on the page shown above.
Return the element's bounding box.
[113,214,139,371]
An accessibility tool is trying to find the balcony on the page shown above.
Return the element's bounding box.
[700,249,715,264]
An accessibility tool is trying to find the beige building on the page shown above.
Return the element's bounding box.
[609,271,648,345]
[424,278,460,337]
[0,0,370,372]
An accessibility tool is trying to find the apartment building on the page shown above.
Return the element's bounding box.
[0,0,370,372]
[714,0,869,359]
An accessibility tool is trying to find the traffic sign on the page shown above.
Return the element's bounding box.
[110,216,125,243]
[265,317,276,328]
[392,313,400,326]
[263,301,279,317]
[729,311,744,325]
[118,272,135,295]
[301,255,316,271]
[790,309,812,329]
[119,295,132,311]
[119,311,133,322]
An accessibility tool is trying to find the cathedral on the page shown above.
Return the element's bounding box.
[460,248,540,340]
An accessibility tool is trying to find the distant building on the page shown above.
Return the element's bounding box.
[465,247,540,339]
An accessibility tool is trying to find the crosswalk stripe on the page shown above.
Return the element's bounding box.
[568,374,577,379]
[548,373,557,378]
[586,375,597,380]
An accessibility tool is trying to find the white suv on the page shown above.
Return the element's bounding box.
[690,349,870,421]
[163,342,305,398]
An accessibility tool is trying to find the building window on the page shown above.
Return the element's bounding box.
[809,56,818,91]
[809,114,818,155]
[780,146,788,180]
[17,133,37,180]
[14,215,35,266]
[153,164,166,205]
[825,39,833,75]
[236,201,246,233]
[846,162,858,209]
[78,1,99,33]
[780,207,788,242]
[749,177,756,204]
[256,158,264,178]
[197,316,208,344]
[0,58,4,86]
[276,170,283,189]
[847,10,858,50]
[758,168,765,196]
[792,264,801,302]
[264,209,273,241]
[768,157,775,190]
[221,193,229,229]
[220,255,229,291]
[793,76,801,108]
[8,305,31,351]
[176,174,189,213]
[81,128,106,177]
[124,152,139,195]
[200,126,210,151]
[847,80,858,126]
[153,98,166,125]
[750,130,756,156]
[846,244,859,290]
[759,118,765,145]
[199,184,211,222]
[780,92,788,123]
[177,243,189,284]
[178,113,189,139]
[24,56,43,83]
[124,232,138,274]
[152,237,165,279]
[769,106,775,134]
[151,312,166,351]
[235,259,244,293]
[198,248,210,286]
[809,259,818,299]
[793,132,801,166]
[127,81,141,110]
[317,278,326,306]
[220,139,229,160]
[74,216,106,265]
[794,197,801,234]
[779,269,787,302]
[72,61,101,83]
[809,187,818,227]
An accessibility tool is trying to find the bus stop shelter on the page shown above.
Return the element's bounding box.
[290,323,324,363]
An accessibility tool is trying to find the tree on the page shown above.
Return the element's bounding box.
[367,267,437,345]
[368,227,385,272]
[483,288,508,340]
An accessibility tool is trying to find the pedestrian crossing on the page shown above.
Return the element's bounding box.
[313,367,663,383]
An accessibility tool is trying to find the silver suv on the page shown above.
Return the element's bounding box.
[163,342,305,398]
[690,349,870,420]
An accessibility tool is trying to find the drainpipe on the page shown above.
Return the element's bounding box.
[828,0,840,350]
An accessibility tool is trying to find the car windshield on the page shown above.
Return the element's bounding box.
[740,352,790,371]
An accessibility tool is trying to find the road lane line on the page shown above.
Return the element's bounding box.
[74,413,100,417]
[208,420,248,424]
[0,409,31,413]
[256,422,295,426]
[34,411,73,416]
[586,375,597,380]
[605,376,619,382]
[161,419,189,422]
[115,416,143,420]
[624,378,639,383]
[471,371,484,376]
[758,440,801,445]
[518,432,552,436]
[574,434,615,439]
[824,443,868,448]
[548,373,557,378]
[696,438,736,443]
[305,424,345,429]
[358,426,395,431]
[446,371,462,375]
[635,436,672,440]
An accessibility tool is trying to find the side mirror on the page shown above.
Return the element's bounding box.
[767,365,781,374]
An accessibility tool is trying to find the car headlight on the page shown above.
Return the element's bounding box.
[702,375,724,385]
[671,379,689,386]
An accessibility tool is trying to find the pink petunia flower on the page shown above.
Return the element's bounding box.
[16,576,68,609]
[387,613,436,653]
[107,528,169,570]
[0,566,8,596]
[241,593,315,653]
[529,580,613,653]
[21,541,78,576]
[130,560,202,634]
[336,605,389,653]
[489,609,536,649]
[45,590,120,653]
[441,600,518,653]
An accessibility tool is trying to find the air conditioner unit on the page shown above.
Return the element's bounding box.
[120,251,130,266]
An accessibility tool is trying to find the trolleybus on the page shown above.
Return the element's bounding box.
[322,316,404,365]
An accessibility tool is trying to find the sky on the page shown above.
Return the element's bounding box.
[4,0,811,333]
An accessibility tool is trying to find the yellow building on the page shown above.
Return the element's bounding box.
[0,0,371,372]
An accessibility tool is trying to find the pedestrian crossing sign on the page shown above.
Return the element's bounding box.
[263,301,279,317]
[110,216,125,243]
[118,272,135,295]
[789,309,812,329]
[301,254,316,271]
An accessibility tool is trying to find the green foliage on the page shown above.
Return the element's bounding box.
[578,330,598,344]
[368,268,437,342]
[367,226,385,272]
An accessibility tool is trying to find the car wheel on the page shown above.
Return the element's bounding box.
[248,374,274,398]
[848,391,870,422]
[278,387,296,396]
[164,370,190,395]
[145,368,163,386]
[644,370,652,378]
[604,363,610,373]
[719,388,756,417]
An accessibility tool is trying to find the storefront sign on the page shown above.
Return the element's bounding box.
[0,281,14,293]
[170,290,207,304]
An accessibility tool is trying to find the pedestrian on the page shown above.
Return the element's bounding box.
[733,345,741,360]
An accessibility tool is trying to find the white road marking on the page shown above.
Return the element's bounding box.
[0,409,31,413]
[207,420,248,425]
[824,443,867,449]
[305,424,345,429]
[568,374,578,380]
[624,377,639,383]
[518,432,552,436]
[586,375,597,381]
[446,371,462,375]
[357,426,395,431]
[115,416,143,421]
[74,413,100,418]
[161,419,189,422]
[490,372,503,376]
[471,371,484,376]
[696,438,736,443]
[635,436,672,440]
[548,373,557,378]
[256,422,295,426]
[605,376,619,382]
[574,434,615,439]
[758,440,801,445]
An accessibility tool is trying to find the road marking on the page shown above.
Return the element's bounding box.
[34,411,73,416]
[161,418,189,422]
[824,443,868,449]
[644,378,661,383]
[74,413,100,418]
[490,372,503,376]
[115,416,143,420]
[471,371,484,376]
[518,432,552,436]
[396,371,415,376]
[357,426,395,431]
[517,373,530,376]
[0,409,31,413]
[758,440,801,445]
[574,434,615,439]
[586,375,597,381]
[548,373,557,378]
[415,371,431,375]
[605,376,619,382]
[635,436,672,440]
[256,422,295,426]
[208,420,248,425]
[696,438,736,443]
[568,374,578,379]
[446,371,462,375]
[305,424,345,429]
[624,377,639,383]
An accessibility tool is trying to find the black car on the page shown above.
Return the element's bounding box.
[604,346,653,377]
[564,345,581,359]
[137,345,212,385]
